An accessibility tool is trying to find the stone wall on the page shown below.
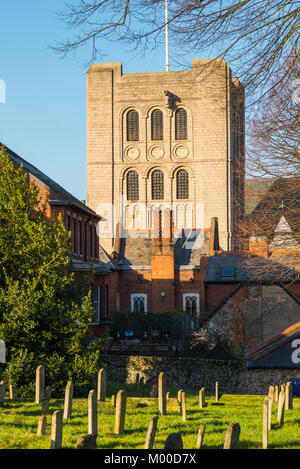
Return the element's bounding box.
[99,355,300,395]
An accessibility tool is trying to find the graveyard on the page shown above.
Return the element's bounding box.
[0,368,299,450]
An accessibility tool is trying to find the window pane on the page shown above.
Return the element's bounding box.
[152,170,164,200]
[175,109,187,140]
[176,169,189,199]
[127,171,139,200]
[151,109,163,140]
[127,110,139,141]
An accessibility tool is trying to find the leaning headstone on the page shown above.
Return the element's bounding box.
[50,410,63,449]
[181,391,187,422]
[37,415,47,436]
[164,433,183,449]
[42,400,49,415]
[0,381,6,406]
[166,392,170,400]
[215,381,219,402]
[277,390,285,426]
[9,385,17,399]
[88,390,97,436]
[196,425,205,449]
[177,389,183,404]
[285,382,293,410]
[77,434,97,449]
[262,398,269,449]
[144,415,159,449]
[158,372,167,415]
[36,365,45,404]
[111,394,116,407]
[114,390,127,435]
[223,423,240,449]
[97,368,106,402]
[63,381,73,420]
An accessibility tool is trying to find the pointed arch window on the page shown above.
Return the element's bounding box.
[151,170,164,200]
[126,110,139,141]
[127,170,139,200]
[175,108,187,140]
[176,169,189,199]
[151,109,163,140]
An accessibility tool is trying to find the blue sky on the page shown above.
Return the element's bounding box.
[0,1,225,201]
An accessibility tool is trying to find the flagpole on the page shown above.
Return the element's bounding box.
[165,0,169,71]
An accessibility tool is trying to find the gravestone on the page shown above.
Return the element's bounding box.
[37,415,47,436]
[181,391,187,422]
[88,390,98,435]
[199,389,204,409]
[215,381,219,402]
[166,392,170,400]
[196,425,205,449]
[50,410,63,449]
[63,381,73,420]
[45,386,51,401]
[274,386,279,402]
[36,365,45,404]
[144,415,159,449]
[0,381,6,406]
[177,389,183,404]
[158,372,167,415]
[223,423,240,449]
[9,384,17,399]
[77,434,97,449]
[267,396,272,431]
[114,390,127,435]
[164,433,183,449]
[262,398,269,449]
[140,376,144,387]
[42,400,49,415]
[285,382,293,410]
[97,368,106,402]
[277,390,285,426]
[111,394,116,407]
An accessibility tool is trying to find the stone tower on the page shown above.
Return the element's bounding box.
[87,58,245,254]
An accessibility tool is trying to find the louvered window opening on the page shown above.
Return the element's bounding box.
[127,110,139,141]
[151,170,164,200]
[127,171,139,200]
[176,169,189,199]
[151,109,163,140]
[175,109,187,140]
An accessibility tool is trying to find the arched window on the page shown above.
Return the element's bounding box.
[151,109,163,140]
[126,110,139,141]
[176,169,189,199]
[175,108,187,140]
[151,170,164,200]
[127,170,139,200]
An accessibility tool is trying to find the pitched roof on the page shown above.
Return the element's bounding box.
[2,143,100,219]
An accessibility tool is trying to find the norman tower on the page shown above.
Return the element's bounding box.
[87,59,245,255]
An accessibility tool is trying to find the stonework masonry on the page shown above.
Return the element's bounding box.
[87,59,245,254]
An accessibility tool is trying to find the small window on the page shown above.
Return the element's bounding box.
[131,294,147,313]
[73,218,77,254]
[151,109,163,140]
[94,226,98,258]
[175,108,187,140]
[127,170,139,200]
[127,110,139,141]
[151,170,164,200]
[176,169,189,199]
[183,293,199,315]
[78,221,82,255]
[222,268,235,278]
[90,224,93,258]
[92,285,101,323]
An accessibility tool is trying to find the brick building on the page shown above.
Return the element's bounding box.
[3,144,113,328]
[86,58,245,317]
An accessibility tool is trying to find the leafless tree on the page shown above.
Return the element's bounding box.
[52,0,300,101]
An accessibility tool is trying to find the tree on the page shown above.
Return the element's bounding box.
[0,147,99,396]
[53,0,300,100]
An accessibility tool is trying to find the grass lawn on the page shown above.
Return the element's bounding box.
[0,381,299,449]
